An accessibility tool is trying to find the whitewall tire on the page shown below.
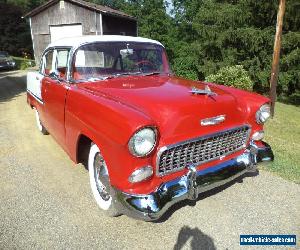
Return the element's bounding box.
[88,143,120,216]
[34,108,48,135]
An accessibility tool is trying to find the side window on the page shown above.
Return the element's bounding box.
[56,49,70,79]
[41,50,54,76]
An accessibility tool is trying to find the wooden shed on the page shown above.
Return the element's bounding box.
[23,0,137,64]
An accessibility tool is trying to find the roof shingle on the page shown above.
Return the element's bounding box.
[23,0,136,20]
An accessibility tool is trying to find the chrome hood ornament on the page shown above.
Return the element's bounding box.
[190,85,217,96]
[201,115,226,126]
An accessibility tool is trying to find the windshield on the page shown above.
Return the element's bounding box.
[72,42,170,81]
[0,51,9,58]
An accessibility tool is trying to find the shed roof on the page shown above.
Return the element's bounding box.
[23,0,136,20]
[47,35,163,48]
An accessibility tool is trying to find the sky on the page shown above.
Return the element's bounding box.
[166,0,173,16]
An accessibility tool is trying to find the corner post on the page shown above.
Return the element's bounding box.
[269,0,286,117]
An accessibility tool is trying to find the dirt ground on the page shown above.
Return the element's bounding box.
[0,70,299,249]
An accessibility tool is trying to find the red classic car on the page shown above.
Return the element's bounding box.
[27,35,273,221]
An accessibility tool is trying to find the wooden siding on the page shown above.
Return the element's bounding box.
[31,1,101,63]
[30,1,137,64]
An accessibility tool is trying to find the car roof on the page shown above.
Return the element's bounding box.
[47,35,164,49]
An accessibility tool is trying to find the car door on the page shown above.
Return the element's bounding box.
[41,48,71,148]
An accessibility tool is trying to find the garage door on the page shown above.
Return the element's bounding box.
[50,24,82,42]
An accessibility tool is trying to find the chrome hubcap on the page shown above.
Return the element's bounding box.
[93,153,111,201]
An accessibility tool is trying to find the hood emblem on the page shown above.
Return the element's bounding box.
[190,85,217,96]
[201,115,226,126]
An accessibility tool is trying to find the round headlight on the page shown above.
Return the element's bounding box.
[256,104,271,124]
[128,127,157,157]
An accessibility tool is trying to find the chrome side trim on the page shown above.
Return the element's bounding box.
[113,141,273,221]
[27,89,44,105]
[156,125,251,176]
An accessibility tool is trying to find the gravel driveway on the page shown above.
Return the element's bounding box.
[0,70,299,250]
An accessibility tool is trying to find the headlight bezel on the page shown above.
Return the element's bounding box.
[128,126,158,157]
[256,103,271,124]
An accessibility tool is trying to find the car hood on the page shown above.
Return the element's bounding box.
[77,75,249,140]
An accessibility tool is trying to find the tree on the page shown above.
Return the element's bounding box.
[171,0,299,103]
[0,2,32,56]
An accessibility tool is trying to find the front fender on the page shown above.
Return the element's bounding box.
[64,85,157,191]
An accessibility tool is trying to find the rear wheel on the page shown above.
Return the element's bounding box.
[88,143,120,216]
[34,108,48,135]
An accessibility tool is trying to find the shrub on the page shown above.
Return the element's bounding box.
[205,65,254,91]
[172,54,199,80]
[20,60,34,70]
[12,57,35,70]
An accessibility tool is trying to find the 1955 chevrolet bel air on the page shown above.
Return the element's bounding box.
[27,35,274,221]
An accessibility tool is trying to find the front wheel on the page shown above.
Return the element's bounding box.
[88,143,120,217]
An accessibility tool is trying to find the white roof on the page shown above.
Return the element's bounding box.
[47,35,164,48]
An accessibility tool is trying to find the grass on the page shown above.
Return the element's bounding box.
[12,56,35,70]
[264,102,300,183]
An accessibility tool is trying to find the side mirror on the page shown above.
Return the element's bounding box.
[49,71,62,82]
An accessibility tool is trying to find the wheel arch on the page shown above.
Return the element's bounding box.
[76,133,93,167]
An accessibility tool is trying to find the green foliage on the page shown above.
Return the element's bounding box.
[12,57,35,70]
[205,65,253,91]
[264,102,300,183]
[7,0,46,12]
[170,0,300,103]
[2,0,299,104]
[0,2,33,57]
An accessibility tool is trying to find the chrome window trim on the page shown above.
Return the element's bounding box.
[156,125,251,176]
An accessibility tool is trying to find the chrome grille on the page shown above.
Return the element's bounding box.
[157,126,250,176]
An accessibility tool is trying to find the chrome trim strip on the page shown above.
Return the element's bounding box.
[156,125,251,176]
[27,89,44,105]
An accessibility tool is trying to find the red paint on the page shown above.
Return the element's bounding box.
[28,61,269,196]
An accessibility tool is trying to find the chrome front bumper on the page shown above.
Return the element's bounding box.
[114,141,274,221]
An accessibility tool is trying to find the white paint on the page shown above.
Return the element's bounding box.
[99,13,103,35]
[47,35,164,49]
[94,11,97,35]
[50,24,83,43]
[27,71,44,100]
[34,108,43,132]
[88,144,112,210]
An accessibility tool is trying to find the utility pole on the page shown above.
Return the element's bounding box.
[269,0,286,117]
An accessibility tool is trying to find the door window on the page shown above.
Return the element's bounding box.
[41,50,54,76]
[56,49,70,79]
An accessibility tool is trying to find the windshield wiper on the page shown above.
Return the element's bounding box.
[74,76,114,83]
[112,72,162,78]
[87,76,116,81]
[142,71,161,76]
[112,72,142,77]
